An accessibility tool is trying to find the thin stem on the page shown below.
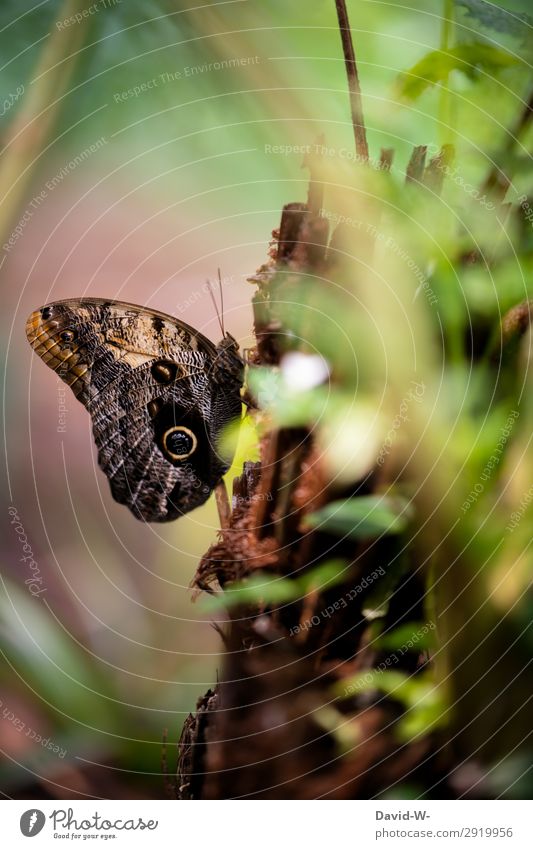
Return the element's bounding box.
[334,0,369,162]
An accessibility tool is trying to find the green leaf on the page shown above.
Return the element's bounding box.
[303,496,413,539]
[378,783,425,800]
[396,42,521,100]
[298,559,348,593]
[376,622,436,652]
[313,706,360,754]
[337,670,448,742]
[487,754,533,799]
[361,555,411,621]
[248,366,331,427]
[201,573,297,613]
[201,559,349,613]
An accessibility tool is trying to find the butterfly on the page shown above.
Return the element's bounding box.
[26,298,243,522]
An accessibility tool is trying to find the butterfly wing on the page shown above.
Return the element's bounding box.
[26,298,243,521]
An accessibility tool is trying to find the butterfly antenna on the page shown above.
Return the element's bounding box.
[207,276,225,338]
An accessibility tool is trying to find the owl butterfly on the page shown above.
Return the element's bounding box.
[26,298,243,522]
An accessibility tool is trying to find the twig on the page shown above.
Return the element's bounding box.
[424,144,454,195]
[334,0,369,162]
[379,147,394,172]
